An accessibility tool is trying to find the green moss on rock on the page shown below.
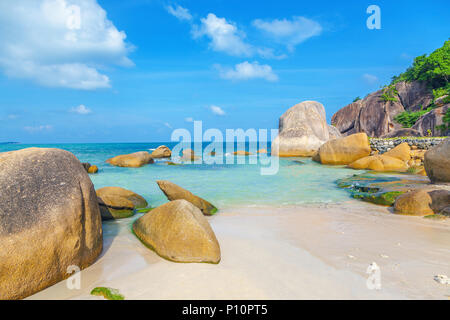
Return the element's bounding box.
[90,287,124,300]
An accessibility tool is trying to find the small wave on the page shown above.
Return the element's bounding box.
[148,148,156,151]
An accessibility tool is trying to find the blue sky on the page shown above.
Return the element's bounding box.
[0,0,449,143]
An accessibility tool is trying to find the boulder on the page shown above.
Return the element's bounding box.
[81,162,91,171]
[151,145,171,159]
[88,165,98,174]
[106,151,154,168]
[271,101,330,157]
[394,190,434,216]
[395,81,434,111]
[156,180,217,215]
[428,190,450,215]
[181,149,199,161]
[96,187,147,220]
[327,125,342,139]
[314,133,371,165]
[233,151,253,155]
[380,128,423,138]
[257,149,267,154]
[331,100,363,135]
[0,148,102,300]
[412,105,449,136]
[133,200,221,263]
[424,138,450,183]
[383,142,411,162]
[348,155,408,172]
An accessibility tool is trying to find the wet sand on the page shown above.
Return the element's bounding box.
[29,200,450,300]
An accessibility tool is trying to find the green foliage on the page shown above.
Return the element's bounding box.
[394,106,434,128]
[436,108,450,133]
[380,84,398,102]
[433,83,450,99]
[391,40,450,89]
[91,287,125,300]
[353,96,361,102]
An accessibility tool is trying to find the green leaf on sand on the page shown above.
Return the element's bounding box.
[90,287,125,300]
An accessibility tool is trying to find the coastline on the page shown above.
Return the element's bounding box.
[28,200,450,300]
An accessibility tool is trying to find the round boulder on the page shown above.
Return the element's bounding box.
[151,145,171,159]
[314,133,371,165]
[394,190,434,216]
[424,138,450,183]
[106,151,154,168]
[96,187,148,220]
[133,200,221,263]
[0,148,102,300]
[348,155,408,172]
[383,142,411,162]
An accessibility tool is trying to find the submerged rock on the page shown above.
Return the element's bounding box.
[314,133,371,165]
[133,200,221,263]
[151,145,171,158]
[156,180,217,215]
[106,151,154,168]
[96,186,148,220]
[424,138,450,183]
[0,148,102,300]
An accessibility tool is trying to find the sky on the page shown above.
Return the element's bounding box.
[0,0,449,143]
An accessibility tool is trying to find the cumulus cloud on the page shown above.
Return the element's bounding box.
[362,73,379,84]
[253,16,322,51]
[210,105,225,116]
[217,61,278,82]
[166,4,192,21]
[24,124,53,133]
[70,104,92,114]
[192,13,252,57]
[0,0,133,90]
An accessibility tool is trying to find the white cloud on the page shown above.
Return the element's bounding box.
[192,13,252,56]
[253,16,322,51]
[210,105,225,116]
[362,73,379,84]
[0,0,133,90]
[166,4,192,21]
[24,124,53,133]
[217,61,278,82]
[70,104,92,114]
[185,117,194,122]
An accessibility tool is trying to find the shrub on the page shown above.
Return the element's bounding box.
[394,107,433,128]
[380,84,398,102]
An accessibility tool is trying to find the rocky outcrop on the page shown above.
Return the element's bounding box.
[424,138,450,183]
[314,133,371,165]
[133,200,221,263]
[383,142,411,162]
[381,128,422,138]
[272,101,337,157]
[412,105,449,136]
[156,180,217,215]
[106,151,154,167]
[332,81,437,137]
[96,187,148,220]
[0,148,102,300]
[151,145,171,159]
[394,190,434,216]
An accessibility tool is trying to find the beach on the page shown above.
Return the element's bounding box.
[29,200,450,300]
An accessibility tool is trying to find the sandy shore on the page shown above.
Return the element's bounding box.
[29,200,450,300]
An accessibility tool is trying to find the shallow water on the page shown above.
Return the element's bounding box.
[0,142,363,208]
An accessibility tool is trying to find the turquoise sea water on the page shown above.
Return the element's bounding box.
[0,143,362,208]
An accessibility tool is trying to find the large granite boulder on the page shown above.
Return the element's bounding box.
[331,100,363,135]
[394,190,434,216]
[0,148,102,300]
[271,101,333,157]
[327,125,342,139]
[314,133,371,165]
[348,155,408,172]
[106,151,154,168]
[96,187,148,220]
[133,200,221,263]
[424,138,450,183]
[151,145,171,159]
[412,105,449,136]
[156,180,217,215]
[383,142,411,162]
[395,81,434,111]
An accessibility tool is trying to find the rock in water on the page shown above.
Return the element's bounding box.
[424,138,450,183]
[96,187,148,220]
[181,149,199,161]
[88,165,99,174]
[0,148,103,300]
[133,200,221,263]
[106,151,154,167]
[314,133,371,165]
[156,180,217,215]
[151,145,171,158]
[271,101,332,157]
[233,150,253,155]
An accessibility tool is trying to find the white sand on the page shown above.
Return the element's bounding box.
[29,200,450,300]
